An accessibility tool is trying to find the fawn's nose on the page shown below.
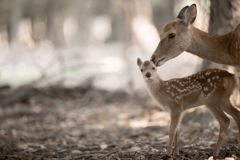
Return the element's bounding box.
[145,72,151,78]
[150,55,155,63]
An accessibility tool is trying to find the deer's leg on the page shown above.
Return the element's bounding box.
[167,113,181,156]
[173,129,179,156]
[221,99,240,149]
[206,103,230,157]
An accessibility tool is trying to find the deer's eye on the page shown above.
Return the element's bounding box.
[153,67,155,70]
[169,33,175,39]
[141,69,143,72]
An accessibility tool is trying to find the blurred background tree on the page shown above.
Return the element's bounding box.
[0,0,231,104]
[0,0,168,88]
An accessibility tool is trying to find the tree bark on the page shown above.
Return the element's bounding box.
[9,0,22,46]
[46,0,66,48]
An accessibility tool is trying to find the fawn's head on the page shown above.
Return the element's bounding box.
[137,58,158,81]
[151,4,197,66]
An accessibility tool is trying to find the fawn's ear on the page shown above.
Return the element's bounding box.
[137,58,142,67]
[177,5,189,19]
[183,4,197,26]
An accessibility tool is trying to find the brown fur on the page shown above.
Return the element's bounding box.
[151,4,240,67]
[138,59,240,157]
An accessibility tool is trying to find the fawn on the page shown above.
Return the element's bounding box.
[137,58,240,157]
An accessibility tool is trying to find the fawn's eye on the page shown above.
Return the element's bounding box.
[169,33,175,39]
[153,67,155,70]
[141,69,143,72]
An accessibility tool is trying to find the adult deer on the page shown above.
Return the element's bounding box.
[150,4,240,68]
[137,58,240,157]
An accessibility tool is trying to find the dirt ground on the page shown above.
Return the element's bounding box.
[0,87,240,160]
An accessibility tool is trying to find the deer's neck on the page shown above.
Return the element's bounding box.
[145,76,170,111]
[187,26,234,65]
[145,76,163,95]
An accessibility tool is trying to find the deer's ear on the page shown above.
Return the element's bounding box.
[183,4,197,26]
[177,5,189,19]
[137,58,142,67]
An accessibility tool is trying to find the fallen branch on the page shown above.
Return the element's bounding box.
[0,87,36,107]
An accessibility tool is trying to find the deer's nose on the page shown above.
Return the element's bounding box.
[150,55,155,63]
[145,72,151,78]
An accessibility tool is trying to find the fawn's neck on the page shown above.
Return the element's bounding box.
[187,26,234,65]
[145,76,164,96]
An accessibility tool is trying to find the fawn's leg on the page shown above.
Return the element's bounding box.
[173,130,179,156]
[167,113,181,156]
[221,99,240,149]
[206,103,230,157]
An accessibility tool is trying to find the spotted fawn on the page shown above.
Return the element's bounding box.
[137,58,240,157]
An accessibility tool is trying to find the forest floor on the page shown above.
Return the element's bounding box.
[0,86,240,160]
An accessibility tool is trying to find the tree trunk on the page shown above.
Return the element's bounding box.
[123,0,135,93]
[9,0,22,46]
[46,0,66,48]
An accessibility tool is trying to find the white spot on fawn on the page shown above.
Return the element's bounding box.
[176,96,181,99]
[206,71,211,76]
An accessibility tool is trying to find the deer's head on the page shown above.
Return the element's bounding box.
[137,58,158,81]
[151,4,197,66]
